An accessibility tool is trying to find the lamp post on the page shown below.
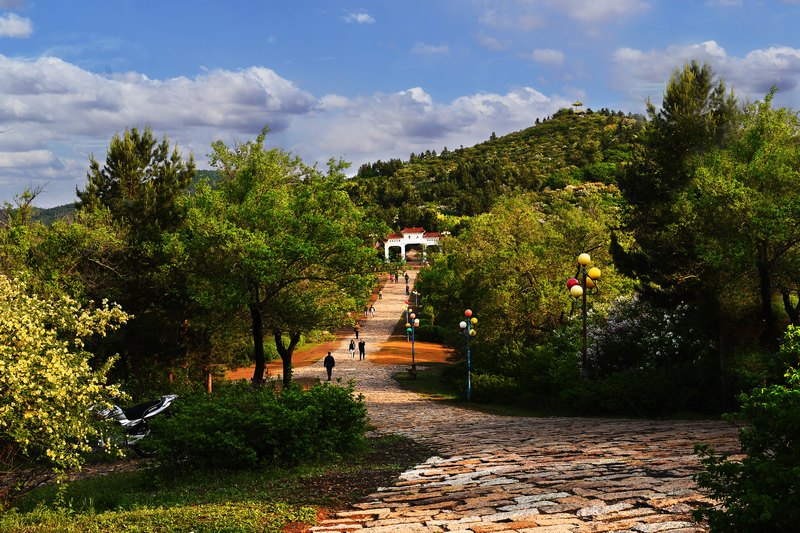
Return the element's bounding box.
[411,290,419,307]
[404,302,410,341]
[406,312,420,378]
[567,253,601,380]
[459,309,478,401]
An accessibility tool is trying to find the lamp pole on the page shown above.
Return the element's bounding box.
[459,309,478,401]
[567,253,601,380]
[404,302,410,341]
[406,312,420,378]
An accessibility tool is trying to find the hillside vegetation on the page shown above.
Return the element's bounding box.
[348,108,643,230]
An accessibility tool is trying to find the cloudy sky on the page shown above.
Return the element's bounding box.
[1,0,800,207]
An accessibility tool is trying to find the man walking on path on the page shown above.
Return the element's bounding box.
[323,352,335,381]
[358,340,366,360]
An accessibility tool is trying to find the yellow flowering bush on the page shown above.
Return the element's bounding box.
[0,275,128,499]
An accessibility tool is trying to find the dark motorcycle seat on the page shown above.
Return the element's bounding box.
[122,399,162,422]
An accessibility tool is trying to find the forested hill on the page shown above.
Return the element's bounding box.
[348,107,644,230]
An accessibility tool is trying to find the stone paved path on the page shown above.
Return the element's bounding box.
[294,270,741,532]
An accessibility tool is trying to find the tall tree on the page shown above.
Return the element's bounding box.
[691,90,800,341]
[74,127,197,378]
[77,127,196,242]
[177,129,382,385]
[614,60,738,302]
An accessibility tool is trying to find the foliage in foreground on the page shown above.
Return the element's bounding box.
[3,434,433,533]
[693,326,800,530]
[0,275,128,503]
[148,379,368,469]
[0,501,316,533]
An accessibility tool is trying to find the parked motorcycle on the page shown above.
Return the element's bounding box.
[93,394,178,457]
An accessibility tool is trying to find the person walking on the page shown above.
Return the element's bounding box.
[404,272,409,284]
[348,339,356,359]
[323,352,335,381]
[358,340,366,361]
[369,304,376,318]
[378,290,383,300]
[354,322,360,339]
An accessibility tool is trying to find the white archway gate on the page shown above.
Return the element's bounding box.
[384,227,441,261]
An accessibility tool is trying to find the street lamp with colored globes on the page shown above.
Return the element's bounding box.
[459,309,478,401]
[567,253,601,379]
[406,312,420,378]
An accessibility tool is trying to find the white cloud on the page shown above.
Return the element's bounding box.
[0,12,32,37]
[343,11,375,24]
[0,53,570,207]
[293,86,570,171]
[525,48,565,65]
[477,0,648,33]
[613,41,800,108]
[479,8,544,31]
[0,149,56,168]
[411,42,450,55]
[477,33,511,51]
[548,0,649,22]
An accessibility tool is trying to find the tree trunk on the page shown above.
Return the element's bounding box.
[274,331,302,387]
[758,244,775,344]
[250,304,266,383]
[782,289,800,326]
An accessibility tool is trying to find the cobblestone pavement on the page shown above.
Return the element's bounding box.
[295,270,740,532]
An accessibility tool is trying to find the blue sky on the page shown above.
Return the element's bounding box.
[1,0,800,207]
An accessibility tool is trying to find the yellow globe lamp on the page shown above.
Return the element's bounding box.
[585,277,596,289]
[470,329,477,337]
[577,253,591,266]
[470,317,478,325]
[570,284,584,298]
[588,267,601,280]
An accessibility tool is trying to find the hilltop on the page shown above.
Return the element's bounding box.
[347,107,643,230]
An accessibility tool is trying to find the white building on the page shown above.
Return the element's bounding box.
[384,227,441,261]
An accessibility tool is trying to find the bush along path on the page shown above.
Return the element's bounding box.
[290,269,742,533]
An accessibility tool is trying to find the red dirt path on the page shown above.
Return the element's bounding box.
[225,334,453,381]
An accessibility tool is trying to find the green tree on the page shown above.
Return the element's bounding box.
[74,127,197,379]
[694,325,800,530]
[0,275,128,504]
[77,126,196,242]
[614,60,738,303]
[416,184,627,378]
[176,130,382,385]
[691,90,800,341]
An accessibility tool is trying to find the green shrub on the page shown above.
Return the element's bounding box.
[147,380,367,469]
[693,326,800,530]
[414,324,447,343]
[469,373,519,404]
[563,363,713,417]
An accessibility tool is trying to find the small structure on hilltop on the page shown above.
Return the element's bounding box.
[383,227,441,261]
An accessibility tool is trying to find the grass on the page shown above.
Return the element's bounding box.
[1,434,436,533]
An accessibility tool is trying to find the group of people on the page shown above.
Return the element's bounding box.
[348,338,366,360]
[388,271,410,284]
[325,271,412,381]
[324,339,368,381]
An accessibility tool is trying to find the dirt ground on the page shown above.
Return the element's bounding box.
[226,269,453,382]
[226,335,453,381]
